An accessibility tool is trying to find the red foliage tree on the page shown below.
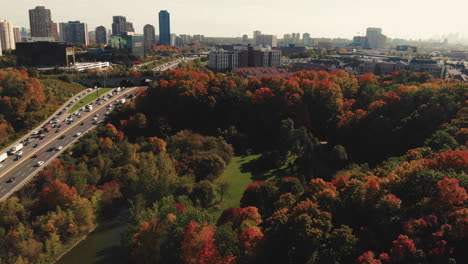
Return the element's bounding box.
[41,179,78,209]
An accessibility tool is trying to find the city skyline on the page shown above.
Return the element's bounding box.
[1,0,468,41]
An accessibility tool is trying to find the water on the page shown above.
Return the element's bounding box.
[56,213,127,264]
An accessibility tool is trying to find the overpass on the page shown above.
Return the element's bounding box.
[76,76,156,88]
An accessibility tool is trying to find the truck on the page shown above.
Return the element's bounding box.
[85,104,93,111]
[117,99,126,104]
[9,143,23,154]
[0,152,7,162]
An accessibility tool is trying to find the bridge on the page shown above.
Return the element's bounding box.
[76,76,156,88]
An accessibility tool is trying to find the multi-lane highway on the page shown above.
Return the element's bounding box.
[0,87,139,200]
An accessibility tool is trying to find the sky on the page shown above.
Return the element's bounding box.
[2,0,468,40]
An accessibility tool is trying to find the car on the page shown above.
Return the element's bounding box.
[36,161,44,167]
[56,146,63,151]
[34,153,41,158]
[94,114,99,117]
[60,135,65,139]
[16,151,23,156]
[0,164,3,168]
[48,147,55,152]
[6,177,15,183]
[55,129,60,133]
[32,131,39,135]
[80,122,84,125]
[74,132,81,137]
[58,124,62,128]
[24,141,29,146]
[65,107,69,110]
[58,111,62,115]
[14,155,22,161]
[34,143,40,148]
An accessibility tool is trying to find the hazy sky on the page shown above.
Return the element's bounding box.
[2,0,467,40]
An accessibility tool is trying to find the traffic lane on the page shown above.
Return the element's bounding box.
[0,89,137,196]
[0,88,136,177]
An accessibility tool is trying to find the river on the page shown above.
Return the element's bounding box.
[56,212,128,264]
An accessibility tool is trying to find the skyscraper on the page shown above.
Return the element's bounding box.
[0,20,15,50]
[158,10,171,46]
[60,21,88,45]
[143,24,156,46]
[29,6,57,39]
[112,16,134,35]
[95,26,108,44]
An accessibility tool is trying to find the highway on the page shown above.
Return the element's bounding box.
[0,87,139,200]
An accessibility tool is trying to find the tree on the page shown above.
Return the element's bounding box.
[425,131,458,151]
[216,180,230,203]
[191,180,216,208]
[41,179,78,209]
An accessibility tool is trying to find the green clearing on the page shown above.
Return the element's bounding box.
[68,88,113,113]
[210,154,289,217]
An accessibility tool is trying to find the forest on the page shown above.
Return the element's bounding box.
[0,67,466,264]
[0,68,85,148]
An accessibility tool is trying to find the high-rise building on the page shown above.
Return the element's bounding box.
[60,21,88,45]
[242,34,249,43]
[112,16,134,35]
[143,24,156,46]
[95,26,107,44]
[13,27,21,43]
[158,10,171,45]
[255,34,277,47]
[88,31,96,44]
[364,27,387,49]
[253,30,261,43]
[29,6,57,39]
[0,20,15,50]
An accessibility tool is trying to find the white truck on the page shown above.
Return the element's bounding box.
[0,152,7,162]
[117,99,126,104]
[85,104,93,111]
[9,143,23,154]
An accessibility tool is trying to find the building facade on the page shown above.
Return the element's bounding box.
[16,41,73,67]
[255,34,277,47]
[208,46,281,70]
[60,21,88,45]
[0,20,15,50]
[29,6,57,39]
[364,28,387,49]
[112,16,134,35]
[158,10,171,45]
[143,24,156,46]
[13,27,21,43]
[95,26,108,44]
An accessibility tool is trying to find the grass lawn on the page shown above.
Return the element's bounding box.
[68,88,113,113]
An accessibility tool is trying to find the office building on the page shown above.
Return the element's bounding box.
[364,27,387,49]
[60,21,88,45]
[13,27,21,43]
[95,26,108,44]
[16,41,75,67]
[255,34,277,47]
[158,10,171,45]
[111,32,144,56]
[0,20,15,50]
[242,34,249,43]
[29,6,57,40]
[112,16,134,35]
[143,24,156,46]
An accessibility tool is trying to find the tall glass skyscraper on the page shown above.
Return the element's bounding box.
[158,10,171,46]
